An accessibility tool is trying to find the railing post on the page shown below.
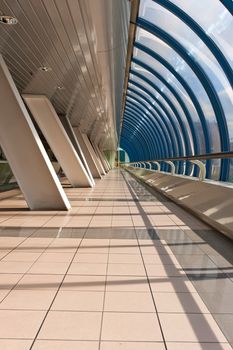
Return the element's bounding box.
[152,161,161,171]
[190,160,206,181]
[164,161,175,175]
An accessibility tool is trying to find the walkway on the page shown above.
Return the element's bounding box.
[0,169,232,349]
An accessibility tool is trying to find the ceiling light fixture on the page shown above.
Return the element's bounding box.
[0,15,18,25]
[39,66,52,72]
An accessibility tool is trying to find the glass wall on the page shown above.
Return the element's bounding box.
[120,0,233,181]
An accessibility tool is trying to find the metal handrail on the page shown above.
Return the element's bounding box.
[124,152,233,181]
[126,151,233,164]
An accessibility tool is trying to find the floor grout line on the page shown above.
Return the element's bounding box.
[28,228,88,350]
[123,173,168,350]
[0,170,232,348]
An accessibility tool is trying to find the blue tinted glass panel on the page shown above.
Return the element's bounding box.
[135,28,221,153]
[139,0,233,150]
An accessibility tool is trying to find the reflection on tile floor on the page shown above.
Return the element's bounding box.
[0,169,232,349]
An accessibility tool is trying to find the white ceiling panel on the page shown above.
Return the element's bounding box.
[0,0,130,149]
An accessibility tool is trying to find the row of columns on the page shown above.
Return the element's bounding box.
[0,55,111,210]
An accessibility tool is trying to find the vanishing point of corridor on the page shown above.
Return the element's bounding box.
[0,169,232,349]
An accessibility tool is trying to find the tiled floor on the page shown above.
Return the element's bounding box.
[0,169,232,349]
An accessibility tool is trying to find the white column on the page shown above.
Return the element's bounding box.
[105,150,116,168]
[82,134,106,176]
[100,149,111,171]
[59,116,95,186]
[0,55,70,210]
[92,143,109,173]
[73,128,101,179]
[23,95,93,188]
[96,146,109,172]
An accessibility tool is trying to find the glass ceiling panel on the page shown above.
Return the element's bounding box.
[124,103,166,157]
[130,61,207,154]
[135,32,213,121]
[128,87,177,132]
[122,113,155,156]
[127,93,166,128]
[128,82,181,134]
[126,94,170,136]
[129,75,185,131]
[128,79,190,145]
[128,78,181,128]
[129,70,194,134]
[139,0,233,149]
[132,48,203,121]
[131,58,200,126]
[128,82,183,155]
[135,29,221,153]
[170,0,233,67]
[127,90,184,156]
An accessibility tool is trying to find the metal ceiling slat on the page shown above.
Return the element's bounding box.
[0,0,129,148]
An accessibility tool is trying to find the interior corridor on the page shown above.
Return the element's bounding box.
[0,169,232,349]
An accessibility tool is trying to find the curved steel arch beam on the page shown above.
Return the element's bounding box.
[120,134,144,161]
[125,107,163,157]
[124,114,162,163]
[128,81,193,155]
[128,87,192,174]
[125,101,169,158]
[128,82,190,156]
[125,105,170,173]
[119,138,135,159]
[132,48,212,177]
[120,135,140,161]
[120,133,143,161]
[125,108,162,157]
[121,137,146,162]
[120,127,146,160]
[128,80,184,173]
[219,0,233,16]
[136,18,230,180]
[126,108,163,157]
[127,88,186,158]
[127,95,175,156]
[123,115,156,158]
[128,78,187,156]
[122,119,154,159]
[126,98,174,160]
[130,68,200,154]
[124,107,164,158]
[153,0,233,85]
[132,48,211,150]
[127,95,174,156]
[129,71,199,175]
[124,108,160,155]
[126,95,180,172]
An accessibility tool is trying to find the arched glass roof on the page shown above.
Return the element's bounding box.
[120,0,233,181]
